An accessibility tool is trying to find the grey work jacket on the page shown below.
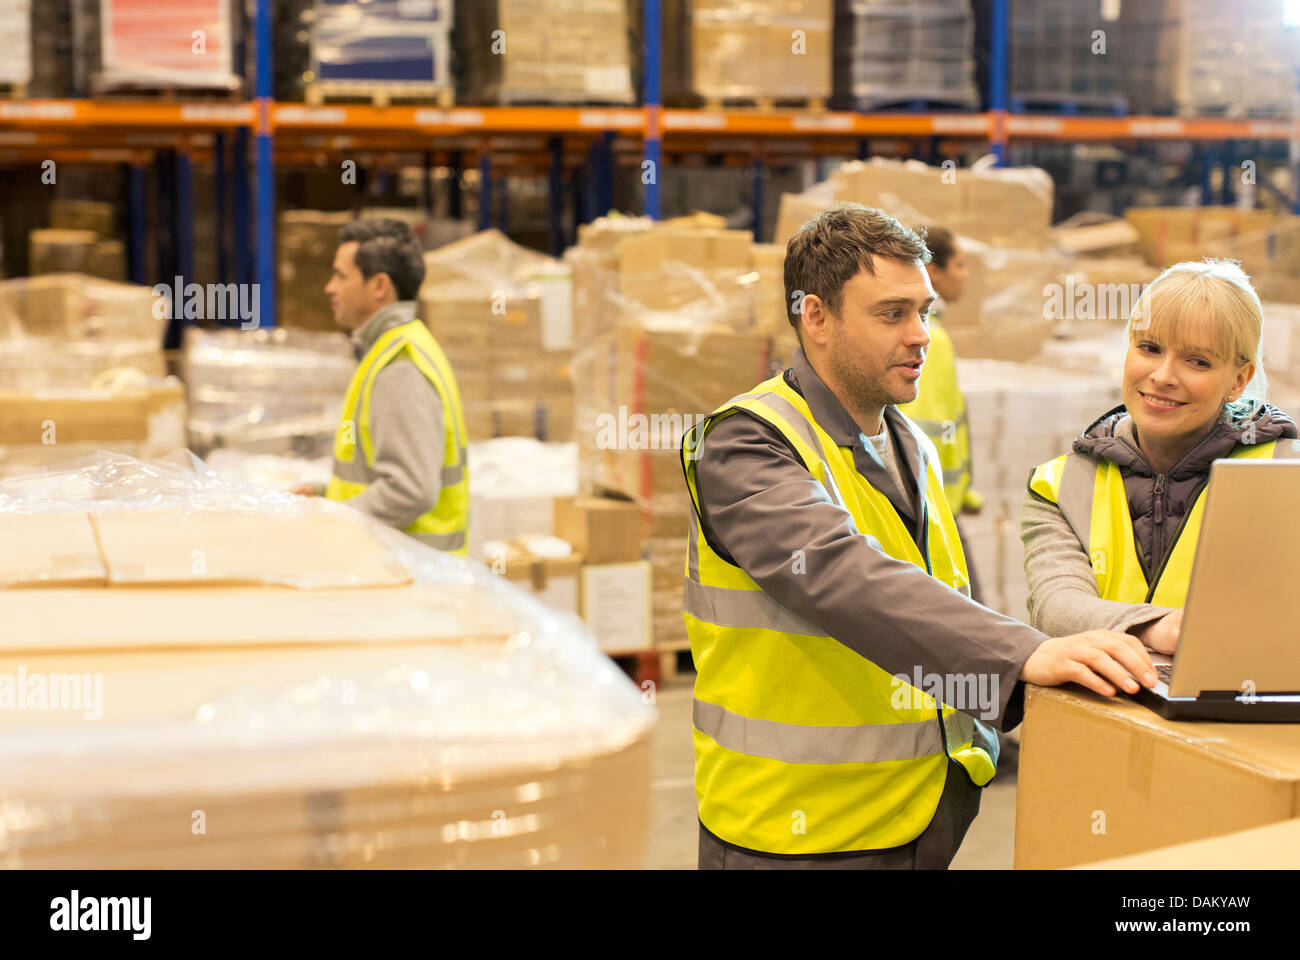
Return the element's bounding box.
[693,347,1047,732]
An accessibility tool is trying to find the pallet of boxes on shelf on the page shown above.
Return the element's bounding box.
[418,229,575,444]
[1120,0,1299,118]
[308,0,454,106]
[832,0,978,111]
[1008,0,1125,113]
[73,0,242,95]
[455,0,635,105]
[566,213,778,654]
[664,0,832,108]
[0,273,183,479]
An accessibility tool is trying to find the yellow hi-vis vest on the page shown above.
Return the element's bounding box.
[897,321,981,513]
[325,318,470,555]
[1027,438,1300,606]
[681,374,999,856]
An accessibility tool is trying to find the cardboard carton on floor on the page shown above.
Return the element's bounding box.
[1015,685,1300,869]
[484,536,581,616]
[581,560,652,653]
[554,495,642,565]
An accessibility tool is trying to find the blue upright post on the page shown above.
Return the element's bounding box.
[175,146,195,290]
[127,161,146,286]
[1200,144,1215,206]
[593,131,613,217]
[233,126,252,289]
[548,136,564,255]
[643,0,661,219]
[422,150,434,215]
[214,132,228,286]
[478,151,492,232]
[1221,140,1235,206]
[990,0,1009,167]
[254,0,275,328]
[449,150,463,220]
[751,154,764,242]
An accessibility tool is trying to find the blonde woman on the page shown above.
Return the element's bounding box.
[1022,260,1299,655]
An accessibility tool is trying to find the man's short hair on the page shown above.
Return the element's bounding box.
[921,224,956,269]
[783,203,931,336]
[338,218,425,301]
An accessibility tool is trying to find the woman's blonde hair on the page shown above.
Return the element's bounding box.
[1126,258,1268,421]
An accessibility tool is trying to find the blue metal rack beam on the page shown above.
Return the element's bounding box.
[126,162,146,286]
[254,0,275,328]
[990,0,1009,167]
[644,0,662,219]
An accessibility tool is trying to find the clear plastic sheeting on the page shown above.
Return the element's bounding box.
[182,326,356,458]
[0,452,655,868]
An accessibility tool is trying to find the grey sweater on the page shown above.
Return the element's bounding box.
[1021,402,1298,637]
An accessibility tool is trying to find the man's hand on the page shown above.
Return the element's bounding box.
[1133,610,1183,656]
[1019,630,1157,697]
[289,483,320,497]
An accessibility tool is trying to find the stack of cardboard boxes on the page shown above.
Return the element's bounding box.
[456,0,635,104]
[486,496,653,654]
[567,215,778,651]
[0,273,182,477]
[277,210,355,332]
[0,465,653,868]
[419,230,574,443]
[30,199,125,282]
[663,0,832,105]
[956,358,1121,619]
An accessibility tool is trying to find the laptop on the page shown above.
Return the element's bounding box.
[1133,459,1300,721]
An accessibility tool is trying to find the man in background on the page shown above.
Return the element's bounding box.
[291,218,470,554]
[897,225,983,599]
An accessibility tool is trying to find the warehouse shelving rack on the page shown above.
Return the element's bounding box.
[0,0,1298,327]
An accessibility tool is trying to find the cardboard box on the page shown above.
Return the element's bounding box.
[277,210,354,331]
[484,536,581,615]
[554,495,642,565]
[1015,684,1300,869]
[0,514,106,588]
[1079,816,1300,869]
[581,560,653,652]
[50,199,114,237]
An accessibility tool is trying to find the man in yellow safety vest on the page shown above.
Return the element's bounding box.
[682,203,1157,869]
[292,218,469,554]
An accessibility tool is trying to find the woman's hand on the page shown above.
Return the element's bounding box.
[1135,610,1183,655]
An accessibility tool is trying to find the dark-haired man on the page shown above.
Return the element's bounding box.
[293,218,469,554]
[682,203,1157,869]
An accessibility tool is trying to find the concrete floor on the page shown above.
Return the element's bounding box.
[645,674,1017,869]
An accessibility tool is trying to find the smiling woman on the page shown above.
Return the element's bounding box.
[1020,259,1299,655]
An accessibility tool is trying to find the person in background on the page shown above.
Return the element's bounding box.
[1022,259,1298,651]
[896,225,984,600]
[682,204,1156,870]
[290,218,470,555]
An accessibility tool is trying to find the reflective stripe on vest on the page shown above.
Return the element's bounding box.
[896,322,973,510]
[1028,438,1291,605]
[682,373,997,856]
[325,318,470,556]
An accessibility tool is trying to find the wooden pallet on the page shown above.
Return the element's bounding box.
[607,648,661,689]
[702,95,826,113]
[305,82,455,109]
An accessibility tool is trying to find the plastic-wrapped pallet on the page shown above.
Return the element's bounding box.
[310,0,452,101]
[418,230,575,442]
[1121,0,1300,117]
[664,0,832,105]
[0,0,32,89]
[0,274,166,389]
[181,327,356,458]
[833,0,978,110]
[956,359,1121,618]
[1009,0,1124,112]
[467,436,579,562]
[0,452,654,868]
[455,0,635,105]
[76,0,241,93]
